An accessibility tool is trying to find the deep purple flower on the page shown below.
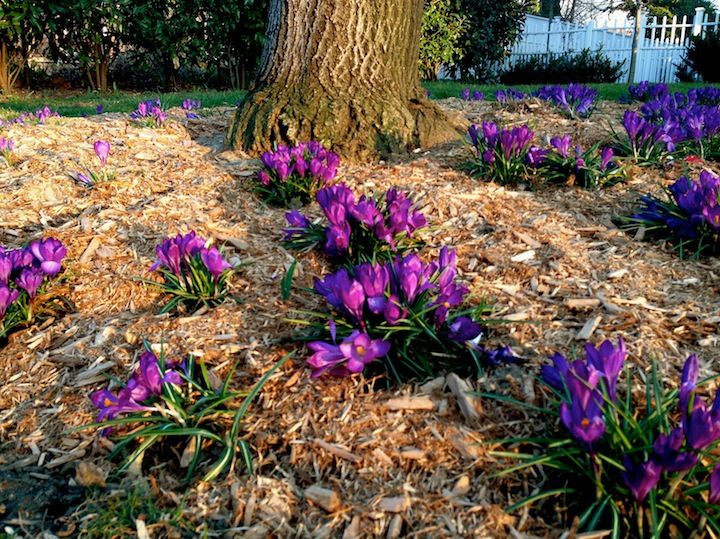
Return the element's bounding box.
[651,428,697,472]
[526,145,548,167]
[584,338,626,401]
[541,352,570,391]
[324,223,351,257]
[447,316,482,342]
[383,294,406,325]
[90,388,151,422]
[600,147,615,170]
[28,238,66,276]
[94,140,110,166]
[622,456,662,502]
[550,134,572,158]
[96,104,104,114]
[200,246,232,280]
[283,210,311,240]
[306,340,347,377]
[355,263,389,314]
[679,354,698,414]
[75,172,94,187]
[339,331,391,373]
[0,252,12,283]
[483,345,518,366]
[15,267,43,298]
[472,90,484,101]
[0,285,19,317]
[152,238,183,275]
[683,399,720,450]
[460,88,471,100]
[132,351,183,397]
[468,124,480,148]
[482,121,499,147]
[560,394,606,448]
[710,464,720,504]
[339,279,366,324]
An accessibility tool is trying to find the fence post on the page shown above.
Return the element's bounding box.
[584,20,595,49]
[693,6,705,36]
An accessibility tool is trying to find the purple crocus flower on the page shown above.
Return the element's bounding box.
[94,140,110,167]
[151,238,183,275]
[447,316,482,342]
[468,124,480,148]
[0,252,12,283]
[383,294,406,325]
[679,353,698,414]
[0,285,19,317]
[483,345,519,366]
[584,338,626,401]
[600,147,615,170]
[339,279,366,324]
[338,331,391,373]
[710,464,720,504]
[132,351,183,396]
[90,388,151,422]
[622,456,662,502]
[200,246,232,280]
[651,428,697,472]
[15,267,43,298]
[460,88,471,100]
[560,394,606,449]
[355,263,389,314]
[28,238,67,276]
[283,210,311,240]
[96,104,104,114]
[550,134,572,158]
[306,340,348,377]
[541,352,570,392]
[683,399,720,450]
[75,172,94,187]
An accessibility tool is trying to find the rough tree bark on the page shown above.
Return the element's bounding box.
[227,0,459,161]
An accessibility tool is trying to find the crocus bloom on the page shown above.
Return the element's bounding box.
[584,338,626,401]
[338,331,391,373]
[15,267,43,298]
[28,238,67,276]
[0,285,19,317]
[447,316,482,342]
[200,246,232,280]
[679,354,698,413]
[90,388,151,422]
[622,456,662,502]
[651,428,697,472]
[560,395,605,449]
[710,464,720,504]
[94,140,110,166]
[0,252,12,283]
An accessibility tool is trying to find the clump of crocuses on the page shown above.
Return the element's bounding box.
[255,141,340,206]
[304,248,515,382]
[283,183,427,264]
[182,98,201,119]
[0,137,14,166]
[627,81,669,102]
[72,140,113,188]
[493,338,720,537]
[148,231,234,313]
[130,99,167,127]
[87,345,284,481]
[495,88,527,103]
[468,121,535,184]
[460,88,484,101]
[0,237,67,340]
[530,134,625,188]
[534,83,597,119]
[620,170,720,257]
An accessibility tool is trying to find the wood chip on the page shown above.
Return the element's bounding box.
[564,298,601,310]
[576,315,603,340]
[510,249,535,263]
[446,374,481,422]
[304,485,341,513]
[384,396,435,411]
[75,461,106,487]
[313,438,361,463]
[377,495,410,513]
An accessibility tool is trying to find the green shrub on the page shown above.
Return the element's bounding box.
[678,30,720,82]
[500,49,625,85]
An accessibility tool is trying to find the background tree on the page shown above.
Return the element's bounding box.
[228,0,458,161]
[0,1,45,92]
[456,0,536,81]
[419,0,467,81]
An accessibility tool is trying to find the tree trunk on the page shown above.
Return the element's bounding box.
[227,0,459,161]
[628,2,643,84]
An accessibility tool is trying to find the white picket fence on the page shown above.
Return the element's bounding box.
[506,7,720,83]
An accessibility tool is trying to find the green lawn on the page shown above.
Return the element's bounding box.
[422,81,715,101]
[0,89,247,118]
[0,82,717,118]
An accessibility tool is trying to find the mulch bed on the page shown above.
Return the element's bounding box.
[0,98,719,538]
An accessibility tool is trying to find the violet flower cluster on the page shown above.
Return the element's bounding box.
[283,183,427,262]
[149,231,233,312]
[0,238,67,338]
[541,340,720,506]
[460,89,485,101]
[73,140,111,188]
[307,248,515,380]
[130,99,167,127]
[468,121,535,184]
[625,170,720,256]
[534,83,597,119]
[529,134,623,188]
[256,141,340,206]
[182,98,201,119]
[0,106,59,128]
[627,81,669,102]
[91,351,184,424]
[495,88,527,103]
[0,137,14,164]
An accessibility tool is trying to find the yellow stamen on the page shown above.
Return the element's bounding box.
[443,301,450,308]
[581,418,590,428]
[356,345,366,356]
[104,398,114,407]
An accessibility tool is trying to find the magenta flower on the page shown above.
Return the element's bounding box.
[0,252,12,283]
[338,331,391,373]
[93,140,110,166]
[90,388,151,422]
[622,456,662,502]
[28,238,67,276]
[200,246,232,280]
[0,285,19,318]
[710,464,720,504]
[15,267,43,298]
